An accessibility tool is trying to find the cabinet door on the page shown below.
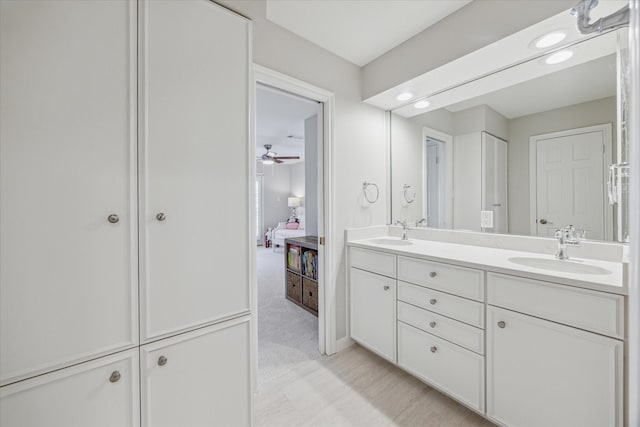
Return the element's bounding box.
[141,317,251,427]
[0,0,138,385]
[487,306,623,427]
[139,0,251,341]
[1,349,139,427]
[350,268,396,363]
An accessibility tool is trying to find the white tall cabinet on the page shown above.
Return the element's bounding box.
[453,131,508,233]
[0,1,252,425]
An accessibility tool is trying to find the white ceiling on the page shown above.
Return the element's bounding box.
[266,0,471,67]
[256,85,319,164]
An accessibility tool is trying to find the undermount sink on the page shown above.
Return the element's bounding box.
[507,257,611,275]
[367,238,414,246]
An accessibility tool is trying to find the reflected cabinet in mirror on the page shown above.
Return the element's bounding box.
[390,26,629,242]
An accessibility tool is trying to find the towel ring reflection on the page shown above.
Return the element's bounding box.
[362,182,379,204]
[403,184,416,204]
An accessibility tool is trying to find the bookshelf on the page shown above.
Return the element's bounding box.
[284,236,318,316]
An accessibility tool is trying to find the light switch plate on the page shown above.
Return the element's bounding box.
[480,210,494,228]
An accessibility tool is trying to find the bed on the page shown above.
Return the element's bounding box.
[271,216,306,250]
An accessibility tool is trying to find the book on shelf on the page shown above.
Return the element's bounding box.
[287,245,301,271]
[302,250,317,280]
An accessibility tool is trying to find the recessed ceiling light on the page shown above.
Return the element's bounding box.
[544,50,573,65]
[396,92,414,101]
[414,100,430,109]
[533,31,567,49]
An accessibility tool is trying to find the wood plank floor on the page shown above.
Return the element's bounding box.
[255,344,495,427]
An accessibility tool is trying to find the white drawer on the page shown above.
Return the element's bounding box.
[350,247,396,278]
[487,273,624,339]
[398,301,484,354]
[398,256,484,301]
[398,322,484,412]
[398,281,484,328]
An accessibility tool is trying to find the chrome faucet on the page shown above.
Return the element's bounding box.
[395,220,409,240]
[554,225,583,260]
[415,218,428,228]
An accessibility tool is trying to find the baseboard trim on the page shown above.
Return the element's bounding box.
[335,336,355,353]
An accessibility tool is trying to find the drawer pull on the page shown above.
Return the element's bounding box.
[429,321,436,328]
[497,321,506,329]
[430,346,437,353]
[383,285,390,291]
[107,214,120,224]
[156,212,166,221]
[109,370,121,383]
[158,355,168,366]
[429,298,437,305]
[429,272,437,278]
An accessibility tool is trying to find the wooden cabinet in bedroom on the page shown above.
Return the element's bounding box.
[285,236,319,315]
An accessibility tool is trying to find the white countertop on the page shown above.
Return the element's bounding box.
[347,237,627,295]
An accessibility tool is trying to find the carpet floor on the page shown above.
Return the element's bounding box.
[257,245,321,388]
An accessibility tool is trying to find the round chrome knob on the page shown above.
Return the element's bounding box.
[107,214,119,224]
[429,272,437,278]
[497,321,506,329]
[383,285,390,291]
[430,346,437,353]
[156,213,166,222]
[158,355,167,366]
[539,219,548,225]
[109,370,121,383]
[429,321,436,328]
[429,298,437,305]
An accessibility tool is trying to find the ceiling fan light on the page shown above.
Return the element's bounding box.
[262,158,274,165]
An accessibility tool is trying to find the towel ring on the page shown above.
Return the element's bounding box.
[362,182,379,204]
[403,184,416,204]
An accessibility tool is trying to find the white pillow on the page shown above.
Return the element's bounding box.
[298,215,305,229]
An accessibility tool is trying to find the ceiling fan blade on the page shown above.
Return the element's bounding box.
[274,159,284,164]
[273,156,300,160]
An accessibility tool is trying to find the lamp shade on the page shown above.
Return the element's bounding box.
[288,197,301,208]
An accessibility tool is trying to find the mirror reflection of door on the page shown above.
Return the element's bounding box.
[425,137,445,228]
[531,125,611,240]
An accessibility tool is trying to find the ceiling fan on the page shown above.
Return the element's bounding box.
[259,144,300,164]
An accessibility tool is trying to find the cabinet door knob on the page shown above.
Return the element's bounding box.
[430,346,437,353]
[429,272,437,278]
[158,355,167,366]
[383,285,390,291]
[109,370,121,383]
[156,212,166,221]
[107,214,120,224]
[429,298,437,305]
[497,321,506,329]
[429,321,436,328]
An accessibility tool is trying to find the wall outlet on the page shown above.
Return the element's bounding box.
[480,210,494,228]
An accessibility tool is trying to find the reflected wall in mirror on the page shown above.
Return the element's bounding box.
[390,27,629,242]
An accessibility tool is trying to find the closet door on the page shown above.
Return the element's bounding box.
[141,317,251,427]
[139,0,251,341]
[481,132,508,233]
[0,0,138,385]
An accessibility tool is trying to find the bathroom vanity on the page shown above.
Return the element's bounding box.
[347,227,626,427]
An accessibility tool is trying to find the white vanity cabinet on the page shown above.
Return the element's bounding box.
[349,248,397,362]
[487,273,624,427]
[0,349,139,427]
[141,318,251,427]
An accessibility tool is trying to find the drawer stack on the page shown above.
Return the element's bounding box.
[396,256,485,411]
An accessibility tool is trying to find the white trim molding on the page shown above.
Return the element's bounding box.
[528,123,613,240]
[421,126,454,229]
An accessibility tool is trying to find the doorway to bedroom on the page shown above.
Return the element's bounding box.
[255,82,323,389]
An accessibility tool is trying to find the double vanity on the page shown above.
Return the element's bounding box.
[346,226,627,427]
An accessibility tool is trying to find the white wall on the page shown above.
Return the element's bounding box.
[507,96,616,235]
[222,0,388,345]
[391,113,423,224]
[259,162,291,232]
[289,162,305,198]
[304,115,318,235]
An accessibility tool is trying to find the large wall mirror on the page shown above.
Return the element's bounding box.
[390,23,629,243]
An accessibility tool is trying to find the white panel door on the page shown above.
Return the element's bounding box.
[139,0,250,340]
[1,349,139,427]
[141,317,251,427]
[0,0,138,385]
[350,268,396,363]
[535,130,605,239]
[487,306,623,427]
[482,133,508,233]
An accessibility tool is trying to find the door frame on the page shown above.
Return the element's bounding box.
[528,123,613,239]
[250,64,336,387]
[422,127,453,229]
